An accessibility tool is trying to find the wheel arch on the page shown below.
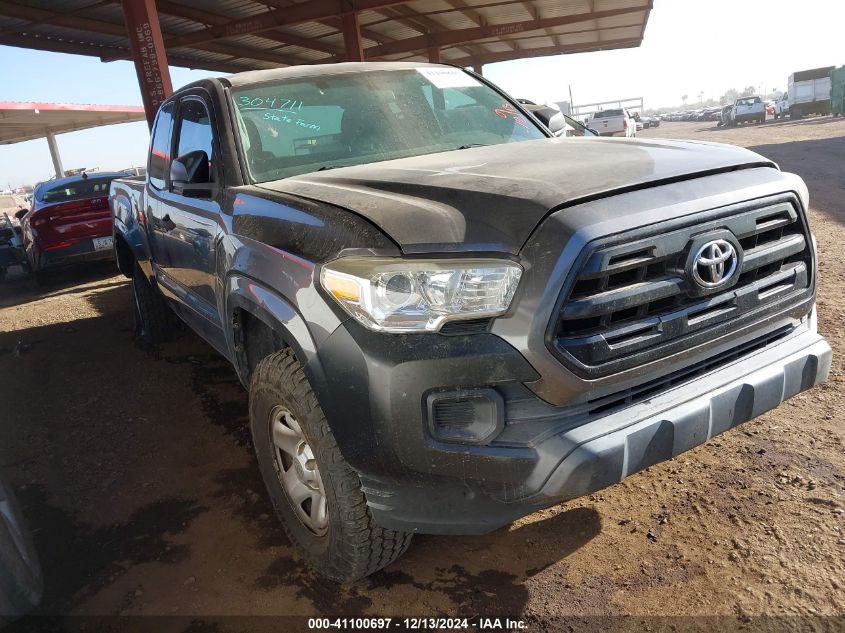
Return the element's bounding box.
[114,232,135,278]
[226,274,320,387]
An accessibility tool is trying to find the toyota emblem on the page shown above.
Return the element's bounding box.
[692,239,738,288]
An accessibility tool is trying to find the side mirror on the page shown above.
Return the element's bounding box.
[547,114,567,135]
[169,159,190,189]
[14,208,29,220]
[169,150,215,198]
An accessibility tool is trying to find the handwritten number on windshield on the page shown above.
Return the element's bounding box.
[237,95,304,113]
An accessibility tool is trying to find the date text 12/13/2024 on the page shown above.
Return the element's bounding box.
[307,618,528,630]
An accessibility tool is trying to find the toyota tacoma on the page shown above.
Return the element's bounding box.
[110,62,831,581]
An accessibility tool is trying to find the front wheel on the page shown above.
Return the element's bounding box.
[249,349,412,582]
[0,476,42,625]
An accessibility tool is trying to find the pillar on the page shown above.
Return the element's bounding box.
[45,131,64,178]
[428,47,440,63]
[122,0,174,129]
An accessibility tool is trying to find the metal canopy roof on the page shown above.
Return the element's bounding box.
[0,0,653,74]
[0,102,146,144]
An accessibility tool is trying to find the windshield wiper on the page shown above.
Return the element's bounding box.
[456,143,488,150]
[317,164,349,171]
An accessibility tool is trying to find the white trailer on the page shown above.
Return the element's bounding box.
[787,66,834,118]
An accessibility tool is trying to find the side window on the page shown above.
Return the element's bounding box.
[175,98,215,184]
[148,102,174,191]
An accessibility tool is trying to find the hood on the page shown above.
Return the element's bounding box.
[255,137,775,254]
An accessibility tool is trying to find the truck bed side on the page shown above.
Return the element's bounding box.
[110,177,148,278]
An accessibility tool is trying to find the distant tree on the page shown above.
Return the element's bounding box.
[741,85,757,96]
[721,88,740,105]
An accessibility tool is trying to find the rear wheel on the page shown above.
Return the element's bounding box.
[249,349,412,581]
[130,263,173,345]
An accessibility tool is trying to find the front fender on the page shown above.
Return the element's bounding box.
[225,274,320,383]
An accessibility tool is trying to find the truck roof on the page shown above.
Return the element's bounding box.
[220,61,451,89]
[790,66,835,83]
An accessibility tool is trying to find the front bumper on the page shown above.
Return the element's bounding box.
[311,320,830,535]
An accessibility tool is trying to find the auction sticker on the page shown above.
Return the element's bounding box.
[416,67,481,89]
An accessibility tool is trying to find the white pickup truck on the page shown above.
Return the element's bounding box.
[729,96,766,125]
[773,93,789,119]
[589,108,636,137]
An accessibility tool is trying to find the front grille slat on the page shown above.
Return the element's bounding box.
[741,233,806,272]
[550,198,814,378]
[563,276,684,320]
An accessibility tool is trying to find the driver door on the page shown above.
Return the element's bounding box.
[154,93,227,353]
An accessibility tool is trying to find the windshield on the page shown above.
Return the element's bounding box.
[37,177,115,203]
[737,97,761,106]
[230,67,546,182]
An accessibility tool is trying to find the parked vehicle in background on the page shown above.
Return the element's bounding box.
[832,66,845,117]
[729,96,766,125]
[0,472,42,626]
[0,214,26,282]
[788,66,835,119]
[111,61,830,582]
[0,194,27,217]
[774,93,790,119]
[1,195,30,280]
[716,104,734,127]
[19,172,121,283]
[522,104,598,137]
[704,107,723,121]
[589,108,636,137]
[765,101,775,116]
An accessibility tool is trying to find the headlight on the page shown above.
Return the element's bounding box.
[320,257,522,332]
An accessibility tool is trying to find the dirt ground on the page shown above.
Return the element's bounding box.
[1,118,843,630]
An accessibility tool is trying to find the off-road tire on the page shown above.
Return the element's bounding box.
[0,477,42,624]
[249,348,412,582]
[130,264,173,345]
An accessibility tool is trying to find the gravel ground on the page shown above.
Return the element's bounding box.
[0,118,842,628]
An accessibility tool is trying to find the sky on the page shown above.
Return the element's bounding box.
[1,0,843,188]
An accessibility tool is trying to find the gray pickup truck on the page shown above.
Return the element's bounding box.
[110,62,831,581]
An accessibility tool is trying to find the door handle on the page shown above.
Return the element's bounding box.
[161,214,176,232]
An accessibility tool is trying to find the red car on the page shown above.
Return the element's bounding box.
[20,172,122,282]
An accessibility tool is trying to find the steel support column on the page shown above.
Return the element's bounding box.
[473,62,483,75]
[428,47,440,63]
[341,11,364,62]
[122,0,174,129]
[45,131,64,178]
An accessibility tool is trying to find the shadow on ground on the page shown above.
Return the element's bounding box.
[0,261,122,311]
[749,136,845,225]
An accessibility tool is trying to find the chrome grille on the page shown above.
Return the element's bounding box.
[550,197,814,378]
